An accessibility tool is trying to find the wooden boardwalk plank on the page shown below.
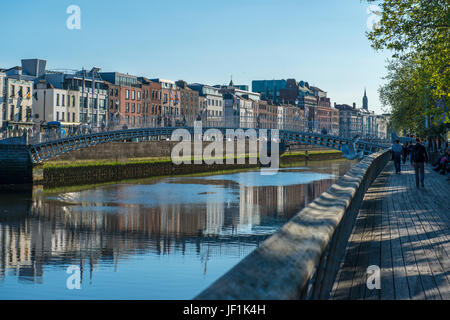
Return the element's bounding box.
[399,166,441,300]
[387,166,412,300]
[348,198,376,299]
[404,165,450,271]
[331,160,449,300]
[379,170,395,299]
[401,165,450,298]
[364,178,383,300]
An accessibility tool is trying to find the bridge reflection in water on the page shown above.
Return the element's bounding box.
[0,161,354,299]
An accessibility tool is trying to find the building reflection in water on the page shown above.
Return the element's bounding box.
[0,161,353,287]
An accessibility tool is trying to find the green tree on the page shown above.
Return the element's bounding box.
[365,0,449,135]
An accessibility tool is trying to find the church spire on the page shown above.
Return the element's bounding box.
[362,87,368,110]
[229,75,234,87]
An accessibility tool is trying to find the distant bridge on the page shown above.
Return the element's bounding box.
[0,126,389,188]
[26,126,388,163]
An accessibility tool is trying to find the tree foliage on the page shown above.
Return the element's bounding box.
[365,0,449,136]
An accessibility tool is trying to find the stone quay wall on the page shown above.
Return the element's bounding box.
[195,149,391,300]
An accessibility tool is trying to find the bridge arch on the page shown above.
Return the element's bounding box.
[27,127,388,163]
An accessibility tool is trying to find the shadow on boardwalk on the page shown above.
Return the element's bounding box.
[331,161,450,300]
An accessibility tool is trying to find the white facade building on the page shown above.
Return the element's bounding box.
[277,105,286,130]
[1,77,34,137]
[219,85,260,128]
[33,82,80,126]
[238,95,256,128]
[45,68,108,127]
[188,84,224,126]
[376,114,390,139]
[223,92,258,128]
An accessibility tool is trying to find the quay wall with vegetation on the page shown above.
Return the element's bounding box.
[37,143,343,187]
[41,160,258,188]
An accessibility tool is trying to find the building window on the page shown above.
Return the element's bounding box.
[56,94,60,106]
[137,104,141,113]
[126,103,130,112]
[90,98,97,108]
[132,90,135,100]
[132,103,135,113]
[126,90,130,99]
[10,85,15,97]
[73,112,76,122]
[137,91,141,100]
[56,111,59,121]
[62,94,65,106]
[26,107,32,122]
[18,106,22,121]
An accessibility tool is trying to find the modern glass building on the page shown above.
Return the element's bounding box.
[251,79,287,102]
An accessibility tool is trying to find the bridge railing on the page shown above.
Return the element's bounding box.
[195,148,391,300]
[22,115,389,145]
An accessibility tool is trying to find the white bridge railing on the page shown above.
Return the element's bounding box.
[17,115,389,146]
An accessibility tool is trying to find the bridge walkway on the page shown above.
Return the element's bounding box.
[331,161,450,300]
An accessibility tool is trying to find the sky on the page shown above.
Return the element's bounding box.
[0,0,391,114]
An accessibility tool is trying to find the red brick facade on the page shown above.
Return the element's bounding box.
[141,80,162,121]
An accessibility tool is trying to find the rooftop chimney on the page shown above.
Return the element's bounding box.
[353,102,356,109]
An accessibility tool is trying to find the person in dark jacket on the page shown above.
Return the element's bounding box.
[411,138,429,188]
[402,142,409,164]
[407,142,414,162]
[392,139,403,173]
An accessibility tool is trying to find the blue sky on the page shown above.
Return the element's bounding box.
[0,0,390,114]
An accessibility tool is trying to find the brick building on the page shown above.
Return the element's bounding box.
[151,78,180,126]
[139,77,162,126]
[176,80,200,125]
[101,72,142,128]
[256,100,278,129]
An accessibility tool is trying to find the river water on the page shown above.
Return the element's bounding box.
[0,160,354,299]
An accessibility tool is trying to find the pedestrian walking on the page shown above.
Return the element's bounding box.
[392,139,402,173]
[411,137,429,188]
[402,142,409,164]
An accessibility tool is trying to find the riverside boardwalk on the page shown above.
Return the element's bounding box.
[331,161,450,300]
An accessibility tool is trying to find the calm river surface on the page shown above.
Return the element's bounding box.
[0,160,355,299]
